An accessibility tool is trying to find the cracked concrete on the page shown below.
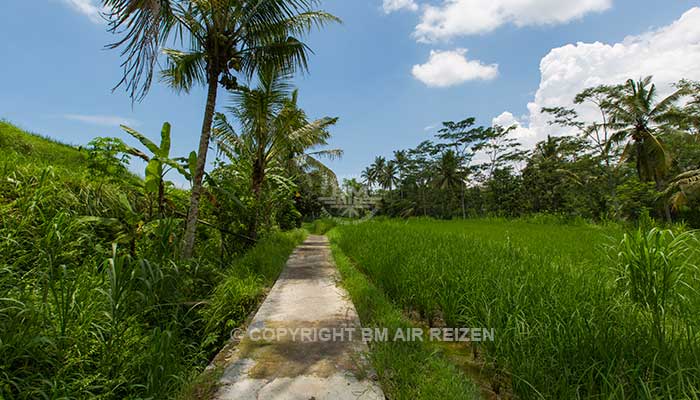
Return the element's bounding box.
[212,235,385,400]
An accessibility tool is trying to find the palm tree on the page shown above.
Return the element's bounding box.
[381,161,398,190]
[213,67,338,240]
[433,150,461,217]
[434,150,461,191]
[103,0,339,258]
[608,77,685,185]
[369,156,386,189]
[393,150,408,197]
[607,76,687,220]
[361,166,374,190]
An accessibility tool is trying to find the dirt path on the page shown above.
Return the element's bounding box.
[212,235,384,399]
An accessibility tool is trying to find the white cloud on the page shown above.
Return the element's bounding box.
[497,7,700,148]
[412,49,498,87]
[383,0,418,13]
[59,0,105,24]
[492,111,536,139]
[64,114,140,127]
[413,0,611,42]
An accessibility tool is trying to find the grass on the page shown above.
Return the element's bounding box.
[304,218,337,235]
[201,229,307,348]
[0,120,87,172]
[0,121,306,399]
[330,218,700,399]
[328,230,481,399]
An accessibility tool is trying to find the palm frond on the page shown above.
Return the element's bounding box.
[160,49,207,92]
[103,0,175,101]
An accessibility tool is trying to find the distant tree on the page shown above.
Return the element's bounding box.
[436,117,485,218]
[361,166,375,190]
[393,150,409,198]
[381,161,399,190]
[369,156,386,189]
[474,124,526,179]
[607,76,687,220]
[433,150,461,217]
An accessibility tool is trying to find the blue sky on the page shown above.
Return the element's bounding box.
[2,0,700,184]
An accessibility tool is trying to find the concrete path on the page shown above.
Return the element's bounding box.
[212,235,385,400]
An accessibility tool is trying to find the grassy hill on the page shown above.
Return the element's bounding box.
[0,120,87,171]
[0,121,304,399]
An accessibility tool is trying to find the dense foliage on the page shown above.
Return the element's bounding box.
[332,218,700,399]
[362,77,700,225]
[0,121,305,398]
[101,0,339,258]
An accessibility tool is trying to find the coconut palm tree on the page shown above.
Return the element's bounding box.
[607,76,688,220]
[381,161,398,191]
[607,77,686,185]
[369,156,386,189]
[393,150,408,198]
[434,150,461,191]
[361,166,374,190]
[433,150,461,217]
[103,0,339,257]
[213,67,338,240]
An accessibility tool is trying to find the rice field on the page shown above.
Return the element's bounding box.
[330,218,700,399]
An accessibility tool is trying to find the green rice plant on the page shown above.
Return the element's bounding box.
[328,230,481,400]
[332,218,699,399]
[612,227,699,348]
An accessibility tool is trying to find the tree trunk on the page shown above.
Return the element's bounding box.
[461,181,466,219]
[656,178,672,223]
[248,159,265,242]
[182,76,218,259]
[158,179,165,217]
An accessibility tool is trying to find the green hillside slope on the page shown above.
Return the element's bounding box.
[0,121,304,399]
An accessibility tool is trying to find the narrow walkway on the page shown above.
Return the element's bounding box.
[213,235,384,400]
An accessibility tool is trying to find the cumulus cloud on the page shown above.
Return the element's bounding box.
[383,0,418,13]
[412,49,498,87]
[413,0,611,42]
[63,114,140,127]
[59,0,105,23]
[497,7,700,148]
[492,111,536,139]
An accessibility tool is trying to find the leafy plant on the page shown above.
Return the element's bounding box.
[611,227,699,347]
[120,122,190,216]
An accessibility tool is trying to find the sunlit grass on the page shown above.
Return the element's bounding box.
[332,218,700,399]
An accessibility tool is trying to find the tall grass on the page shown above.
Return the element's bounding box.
[0,121,306,398]
[332,219,700,399]
[612,228,699,349]
[328,231,481,400]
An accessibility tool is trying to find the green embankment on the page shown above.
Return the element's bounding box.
[0,121,304,399]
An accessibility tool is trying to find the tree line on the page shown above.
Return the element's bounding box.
[360,77,700,225]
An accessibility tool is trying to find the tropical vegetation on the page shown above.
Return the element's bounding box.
[361,77,700,226]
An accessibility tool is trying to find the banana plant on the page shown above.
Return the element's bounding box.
[662,169,700,211]
[120,122,191,216]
